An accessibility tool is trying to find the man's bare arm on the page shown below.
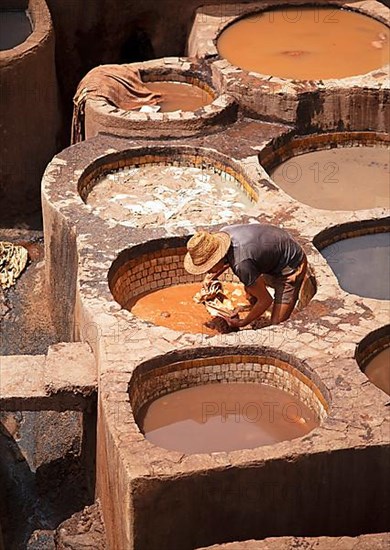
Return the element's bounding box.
[226,276,272,328]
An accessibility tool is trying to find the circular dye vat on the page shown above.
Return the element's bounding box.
[130,282,249,334]
[86,163,255,230]
[217,7,390,80]
[364,346,390,396]
[145,81,213,112]
[270,146,390,211]
[0,10,32,50]
[139,382,318,453]
[321,232,390,300]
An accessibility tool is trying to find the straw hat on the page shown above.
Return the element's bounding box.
[184,231,231,275]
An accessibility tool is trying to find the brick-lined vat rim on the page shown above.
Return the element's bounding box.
[0,0,53,66]
[258,131,390,174]
[128,344,331,416]
[189,0,390,84]
[313,216,390,251]
[108,235,189,288]
[78,143,260,204]
[355,324,390,372]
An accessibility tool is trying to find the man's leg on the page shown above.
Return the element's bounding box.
[270,260,307,324]
[271,299,297,324]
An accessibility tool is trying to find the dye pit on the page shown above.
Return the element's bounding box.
[145,81,213,112]
[217,7,389,80]
[270,146,390,211]
[129,282,248,334]
[87,164,255,231]
[0,10,32,51]
[138,382,318,454]
[364,347,390,396]
[320,232,390,300]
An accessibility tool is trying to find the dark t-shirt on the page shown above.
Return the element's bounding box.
[222,224,304,287]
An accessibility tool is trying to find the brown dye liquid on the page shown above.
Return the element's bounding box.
[270,146,390,211]
[145,82,213,112]
[139,382,319,453]
[0,10,32,51]
[365,347,390,396]
[217,8,390,80]
[129,282,248,334]
[321,233,390,300]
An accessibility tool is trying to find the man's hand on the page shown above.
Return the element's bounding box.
[224,315,245,328]
[202,261,229,289]
[232,304,251,315]
[224,276,273,329]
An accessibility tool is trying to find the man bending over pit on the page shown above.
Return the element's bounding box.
[184,223,307,328]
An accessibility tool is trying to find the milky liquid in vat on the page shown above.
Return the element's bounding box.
[0,10,32,51]
[145,82,213,112]
[270,146,390,211]
[139,383,319,453]
[130,282,248,334]
[87,164,256,231]
[217,8,390,80]
[321,233,390,300]
[365,347,390,396]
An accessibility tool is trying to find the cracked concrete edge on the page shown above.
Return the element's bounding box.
[0,342,97,402]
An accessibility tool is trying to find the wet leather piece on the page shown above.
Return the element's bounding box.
[71,65,162,143]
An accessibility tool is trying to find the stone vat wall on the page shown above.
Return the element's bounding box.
[42,184,79,342]
[0,0,61,224]
[109,246,231,308]
[83,58,237,140]
[189,1,390,132]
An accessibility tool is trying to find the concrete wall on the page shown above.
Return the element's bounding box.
[0,0,61,225]
[41,187,79,342]
[133,445,390,550]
